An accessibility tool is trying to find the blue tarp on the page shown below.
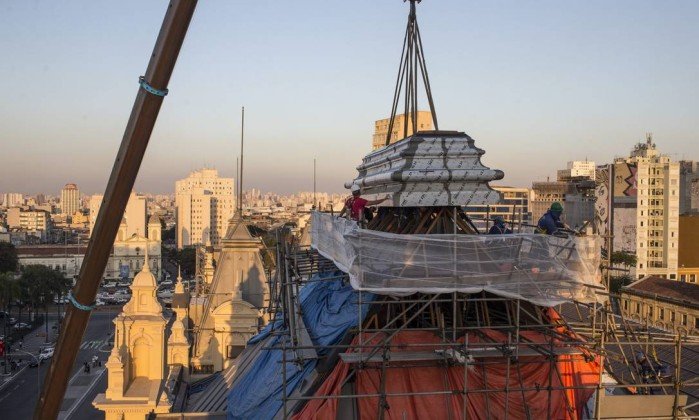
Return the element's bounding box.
[227,272,374,420]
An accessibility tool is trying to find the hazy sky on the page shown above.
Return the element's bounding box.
[1,0,698,196]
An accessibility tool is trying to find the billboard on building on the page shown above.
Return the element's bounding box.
[595,165,613,240]
[613,162,637,197]
[119,264,129,279]
[613,207,637,253]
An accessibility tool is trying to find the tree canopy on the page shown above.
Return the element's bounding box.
[0,242,18,273]
[19,265,71,311]
[168,247,196,276]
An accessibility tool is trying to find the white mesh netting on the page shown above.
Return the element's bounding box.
[311,212,604,307]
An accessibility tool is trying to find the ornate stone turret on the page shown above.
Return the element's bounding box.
[94,241,171,419]
[190,212,267,373]
[169,266,190,369]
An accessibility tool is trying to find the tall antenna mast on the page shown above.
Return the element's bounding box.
[236,156,239,213]
[385,0,438,146]
[239,106,244,214]
[313,157,317,210]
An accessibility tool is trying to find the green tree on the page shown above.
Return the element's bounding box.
[168,247,196,276]
[0,242,18,273]
[611,251,637,268]
[609,275,634,294]
[0,272,19,312]
[19,265,70,319]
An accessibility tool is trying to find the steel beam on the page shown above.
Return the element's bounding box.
[34,1,198,418]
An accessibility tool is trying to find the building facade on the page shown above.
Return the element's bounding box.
[620,276,699,335]
[175,169,235,248]
[464,186,531,232]
[1,193,24,208]
[557,160,596,181]
[16,216,161,283]
[679,160,699,215]
[679,214,699,283]
[622,135,680,279]
[530,181,568,222]
[6,207,51,240]
[60,183,81,216]
[90,192,147,237]
[371,111,434,150]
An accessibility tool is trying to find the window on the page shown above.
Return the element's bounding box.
[636,303,641,314]
[671,311,676,323]
[660,308,665,320]
[670,274,676,280]
[648,307,653,318]
[683,314,688,326]
[695,318,699,329]
[624,301,629,311]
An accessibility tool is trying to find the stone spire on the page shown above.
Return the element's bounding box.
[174,265,184,294]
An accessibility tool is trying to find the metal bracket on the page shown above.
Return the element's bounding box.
[68,291,96,312]
[139,76,169,97]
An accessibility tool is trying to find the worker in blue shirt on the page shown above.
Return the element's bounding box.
[537,202,567,235]
[488,216,512,234]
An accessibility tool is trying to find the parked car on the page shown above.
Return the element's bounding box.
[13,322,31,330]
[160,280,173,287]
[39,347,54,361]
[8,317,17,325]
[104,282,118,288]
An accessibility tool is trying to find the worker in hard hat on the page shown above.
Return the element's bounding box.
[537,202,567,235]
[339,184,389,222]
[488,215,512,234]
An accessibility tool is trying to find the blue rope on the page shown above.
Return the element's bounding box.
[139,76,169,97]
[68,291,95,312]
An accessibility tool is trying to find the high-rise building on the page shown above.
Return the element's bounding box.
[175,169,235,248]
[89,192,147,237]
[60,183,81,216]
[371,111,434,150]
[6,207,51,240]
[557,160,596,181]
[1,193,24,208]
[615,134,680,280]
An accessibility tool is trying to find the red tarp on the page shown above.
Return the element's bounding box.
[294,316,599,420]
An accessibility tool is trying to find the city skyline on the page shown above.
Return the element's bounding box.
[2,1,698,195]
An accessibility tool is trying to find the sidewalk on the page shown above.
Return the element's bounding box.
[0,319,59,389]
[57,365,106,420]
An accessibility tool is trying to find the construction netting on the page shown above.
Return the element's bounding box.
[311,212,604,307]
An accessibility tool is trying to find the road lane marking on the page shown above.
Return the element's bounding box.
[61,368,106,420]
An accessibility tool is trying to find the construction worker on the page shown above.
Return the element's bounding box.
[339,184,389,222]
[537,202,567,235]
[488,216,512,234]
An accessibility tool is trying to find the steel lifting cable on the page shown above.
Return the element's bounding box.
[385,0,438,147]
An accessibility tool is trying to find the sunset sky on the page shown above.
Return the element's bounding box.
[1,0,698,195]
